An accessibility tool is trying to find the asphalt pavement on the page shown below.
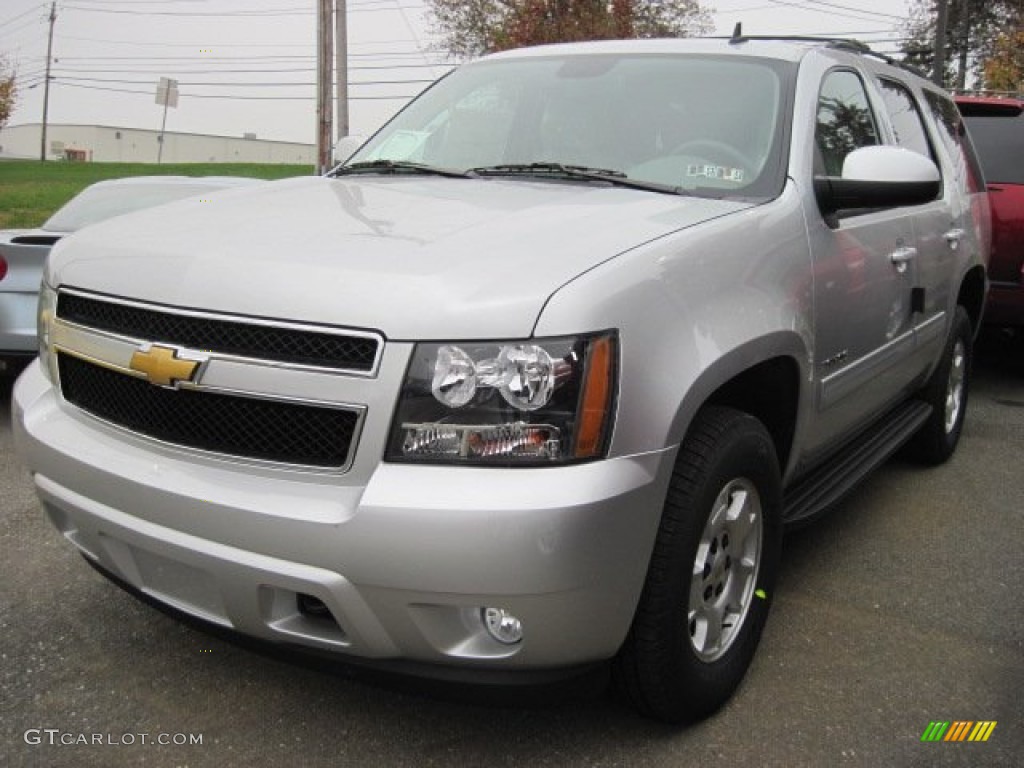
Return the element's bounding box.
[1,332,1022,768]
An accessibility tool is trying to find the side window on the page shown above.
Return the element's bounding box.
[923,91,985,193]
[878,78,935,161]
[815,70,879,176]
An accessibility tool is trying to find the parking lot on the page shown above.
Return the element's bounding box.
[1,333,1021,768]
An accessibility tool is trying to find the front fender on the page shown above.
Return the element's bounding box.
[534,183,814,467]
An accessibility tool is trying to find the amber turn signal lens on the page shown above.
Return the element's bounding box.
[574,334,615,458]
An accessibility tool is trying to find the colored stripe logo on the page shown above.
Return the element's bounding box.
[921,721,997,742]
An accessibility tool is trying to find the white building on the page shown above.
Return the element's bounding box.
[0,123,315,165]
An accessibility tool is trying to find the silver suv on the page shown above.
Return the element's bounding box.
[13,37,989,722]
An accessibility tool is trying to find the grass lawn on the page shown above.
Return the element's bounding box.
[0,160,314,229]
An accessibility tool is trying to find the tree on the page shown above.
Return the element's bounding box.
[427,0,712,60]
[981,26,1024,93]
[900,0,1022,89]
[0,57,16,131]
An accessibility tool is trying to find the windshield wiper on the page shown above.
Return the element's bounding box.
[332,159,686,195]
[329,159,472,179]
[468,162,686,196]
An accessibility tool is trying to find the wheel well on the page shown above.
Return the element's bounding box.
[705,357,800,470]
[958,266,986,334]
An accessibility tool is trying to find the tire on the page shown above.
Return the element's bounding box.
[906,305,972,465]
[614,406,783,723]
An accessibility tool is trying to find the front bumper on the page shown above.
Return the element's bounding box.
[13,361,675,672]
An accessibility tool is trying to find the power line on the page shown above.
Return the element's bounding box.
[53,80,421,99]
[803,1,907,22]
[714,3,788,11]
[51,74,436,86]
[0,15,46,40]
[47,61,450,71]
[54,66,318,73]
[15,72,47,86]
[53,32,431,49]
[62,4,317,16]
[47,59,451,68]
[761,0,906,25]
[53,66,315,73]
[0,3,47,30]
[349,6,431,13]
[54,55,319,61]
[61,2,425,15]
[69,0,410,5]
[71,1,227,4]
[51,40,445,61]
[14,65,49,80]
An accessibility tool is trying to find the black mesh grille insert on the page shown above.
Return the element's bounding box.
[58,354,358,468]
[57,292,379,371]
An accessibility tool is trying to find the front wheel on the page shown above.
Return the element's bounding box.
[614,406,782,722]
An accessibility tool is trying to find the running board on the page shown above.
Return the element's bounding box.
[783,401,933,526]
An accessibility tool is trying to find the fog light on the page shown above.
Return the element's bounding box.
[482,607,523,645]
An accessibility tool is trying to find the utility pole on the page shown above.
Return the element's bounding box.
[40,1,56,162]
[335,0,349,143]
[933,0,949,86]
[316,0,334,175]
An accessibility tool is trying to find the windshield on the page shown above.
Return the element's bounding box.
[350,54,793,199]
[43,182,232,232]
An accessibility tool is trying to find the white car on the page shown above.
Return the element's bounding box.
[0,175,262,374]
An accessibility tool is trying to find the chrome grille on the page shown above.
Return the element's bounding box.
[57,291,380,372]
[58,354,359,469]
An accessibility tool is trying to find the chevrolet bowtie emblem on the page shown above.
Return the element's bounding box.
[129,345,200,387]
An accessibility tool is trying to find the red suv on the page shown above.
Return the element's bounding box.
[956,95,1024,327]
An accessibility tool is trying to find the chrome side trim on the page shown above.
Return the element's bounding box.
[820,327,916,409]
[819,309,948,410]
[913,310,947,348]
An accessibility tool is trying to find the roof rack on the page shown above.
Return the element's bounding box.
[726,24,928,80]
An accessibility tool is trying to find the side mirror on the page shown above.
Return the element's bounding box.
[814,145,941,214]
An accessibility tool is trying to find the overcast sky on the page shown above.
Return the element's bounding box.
[1,0,914,146]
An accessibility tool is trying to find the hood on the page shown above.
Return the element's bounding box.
[48,175,749,339]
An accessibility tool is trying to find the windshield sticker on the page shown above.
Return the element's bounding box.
[686,164,746,183]
[369,130,429,162]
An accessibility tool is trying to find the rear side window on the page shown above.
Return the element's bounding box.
[878,78,935,161]
[962,113,1024,184]
[815,70,879,176]
[924,91,985,193]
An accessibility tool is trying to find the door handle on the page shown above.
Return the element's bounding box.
[943,228,965,250]
[890,246,917,273]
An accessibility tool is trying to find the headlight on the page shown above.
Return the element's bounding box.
[37,282,58,382]
[387,333,617,464]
